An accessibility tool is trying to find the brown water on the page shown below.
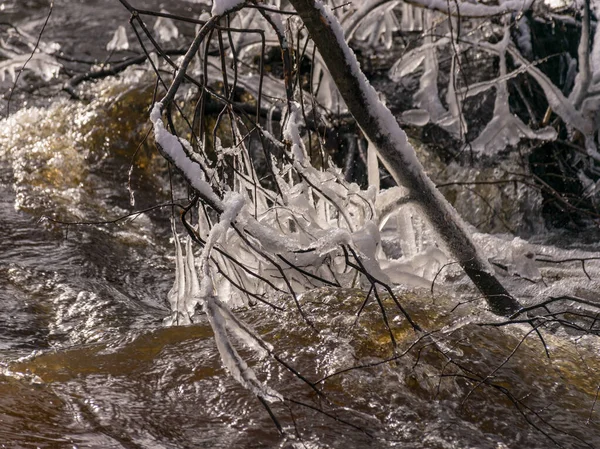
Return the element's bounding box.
[1,2,600,448]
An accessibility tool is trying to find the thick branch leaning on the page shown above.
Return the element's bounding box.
[288,0,522,316]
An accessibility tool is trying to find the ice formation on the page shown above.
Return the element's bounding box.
[389,2,564,151]
[0,52,60,82]
[147,0,600,407]
[153,13,180,42]
[471,27,557,155]
[150,103,223,210]
[413,12,462,137]
[156,0,536,318]
[106,25,129,52]
[350,1,400,49]
[166,205,282,403]
[406,0,534,17]
[206,297,282,402]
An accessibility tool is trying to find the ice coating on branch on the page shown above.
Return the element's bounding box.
[198,191,245,270]
[508,45,594,136]
[150,103,223,209]
[194,192,242,302]
[211,0,244,16]
[283,103,309,164]
[314,1,421,173]
[472,27,557,154]
[206,297,282,403]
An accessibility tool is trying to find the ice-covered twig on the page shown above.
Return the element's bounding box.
[508,44,594,136]
[168,201,283,402]
[212,0,246,17]
[205,296,283,402]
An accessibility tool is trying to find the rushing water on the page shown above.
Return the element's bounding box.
[1,1,600,448]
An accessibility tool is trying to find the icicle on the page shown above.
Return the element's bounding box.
[205,297,282,403]
[106,26,129,52]
[396,207,418,259]
[282,103,309,165]
[154,12,179,42]
[164,220,192,326]
[367,139,380,193]
[184,237,201,317]
[414,11,461,136]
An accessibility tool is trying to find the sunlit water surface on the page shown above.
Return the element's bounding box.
[1,1,600,448]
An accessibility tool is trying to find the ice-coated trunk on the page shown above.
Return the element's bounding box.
[288,0,521,316]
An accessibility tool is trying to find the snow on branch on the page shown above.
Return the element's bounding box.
[150,102,224,211]
[288,0,522,315]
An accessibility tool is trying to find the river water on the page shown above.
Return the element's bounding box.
[1,1,600,448]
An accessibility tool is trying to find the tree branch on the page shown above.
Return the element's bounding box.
[287,0,522,316]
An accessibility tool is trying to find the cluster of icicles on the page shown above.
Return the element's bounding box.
[154,0,595,403]
[157,89,450,401]
[161,118,448,402]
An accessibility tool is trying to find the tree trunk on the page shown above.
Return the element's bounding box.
[288,0,522,316]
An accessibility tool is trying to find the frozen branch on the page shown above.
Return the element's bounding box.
[287,0,522,316]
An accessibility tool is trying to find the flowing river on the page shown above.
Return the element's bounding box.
[1,1,600,448]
